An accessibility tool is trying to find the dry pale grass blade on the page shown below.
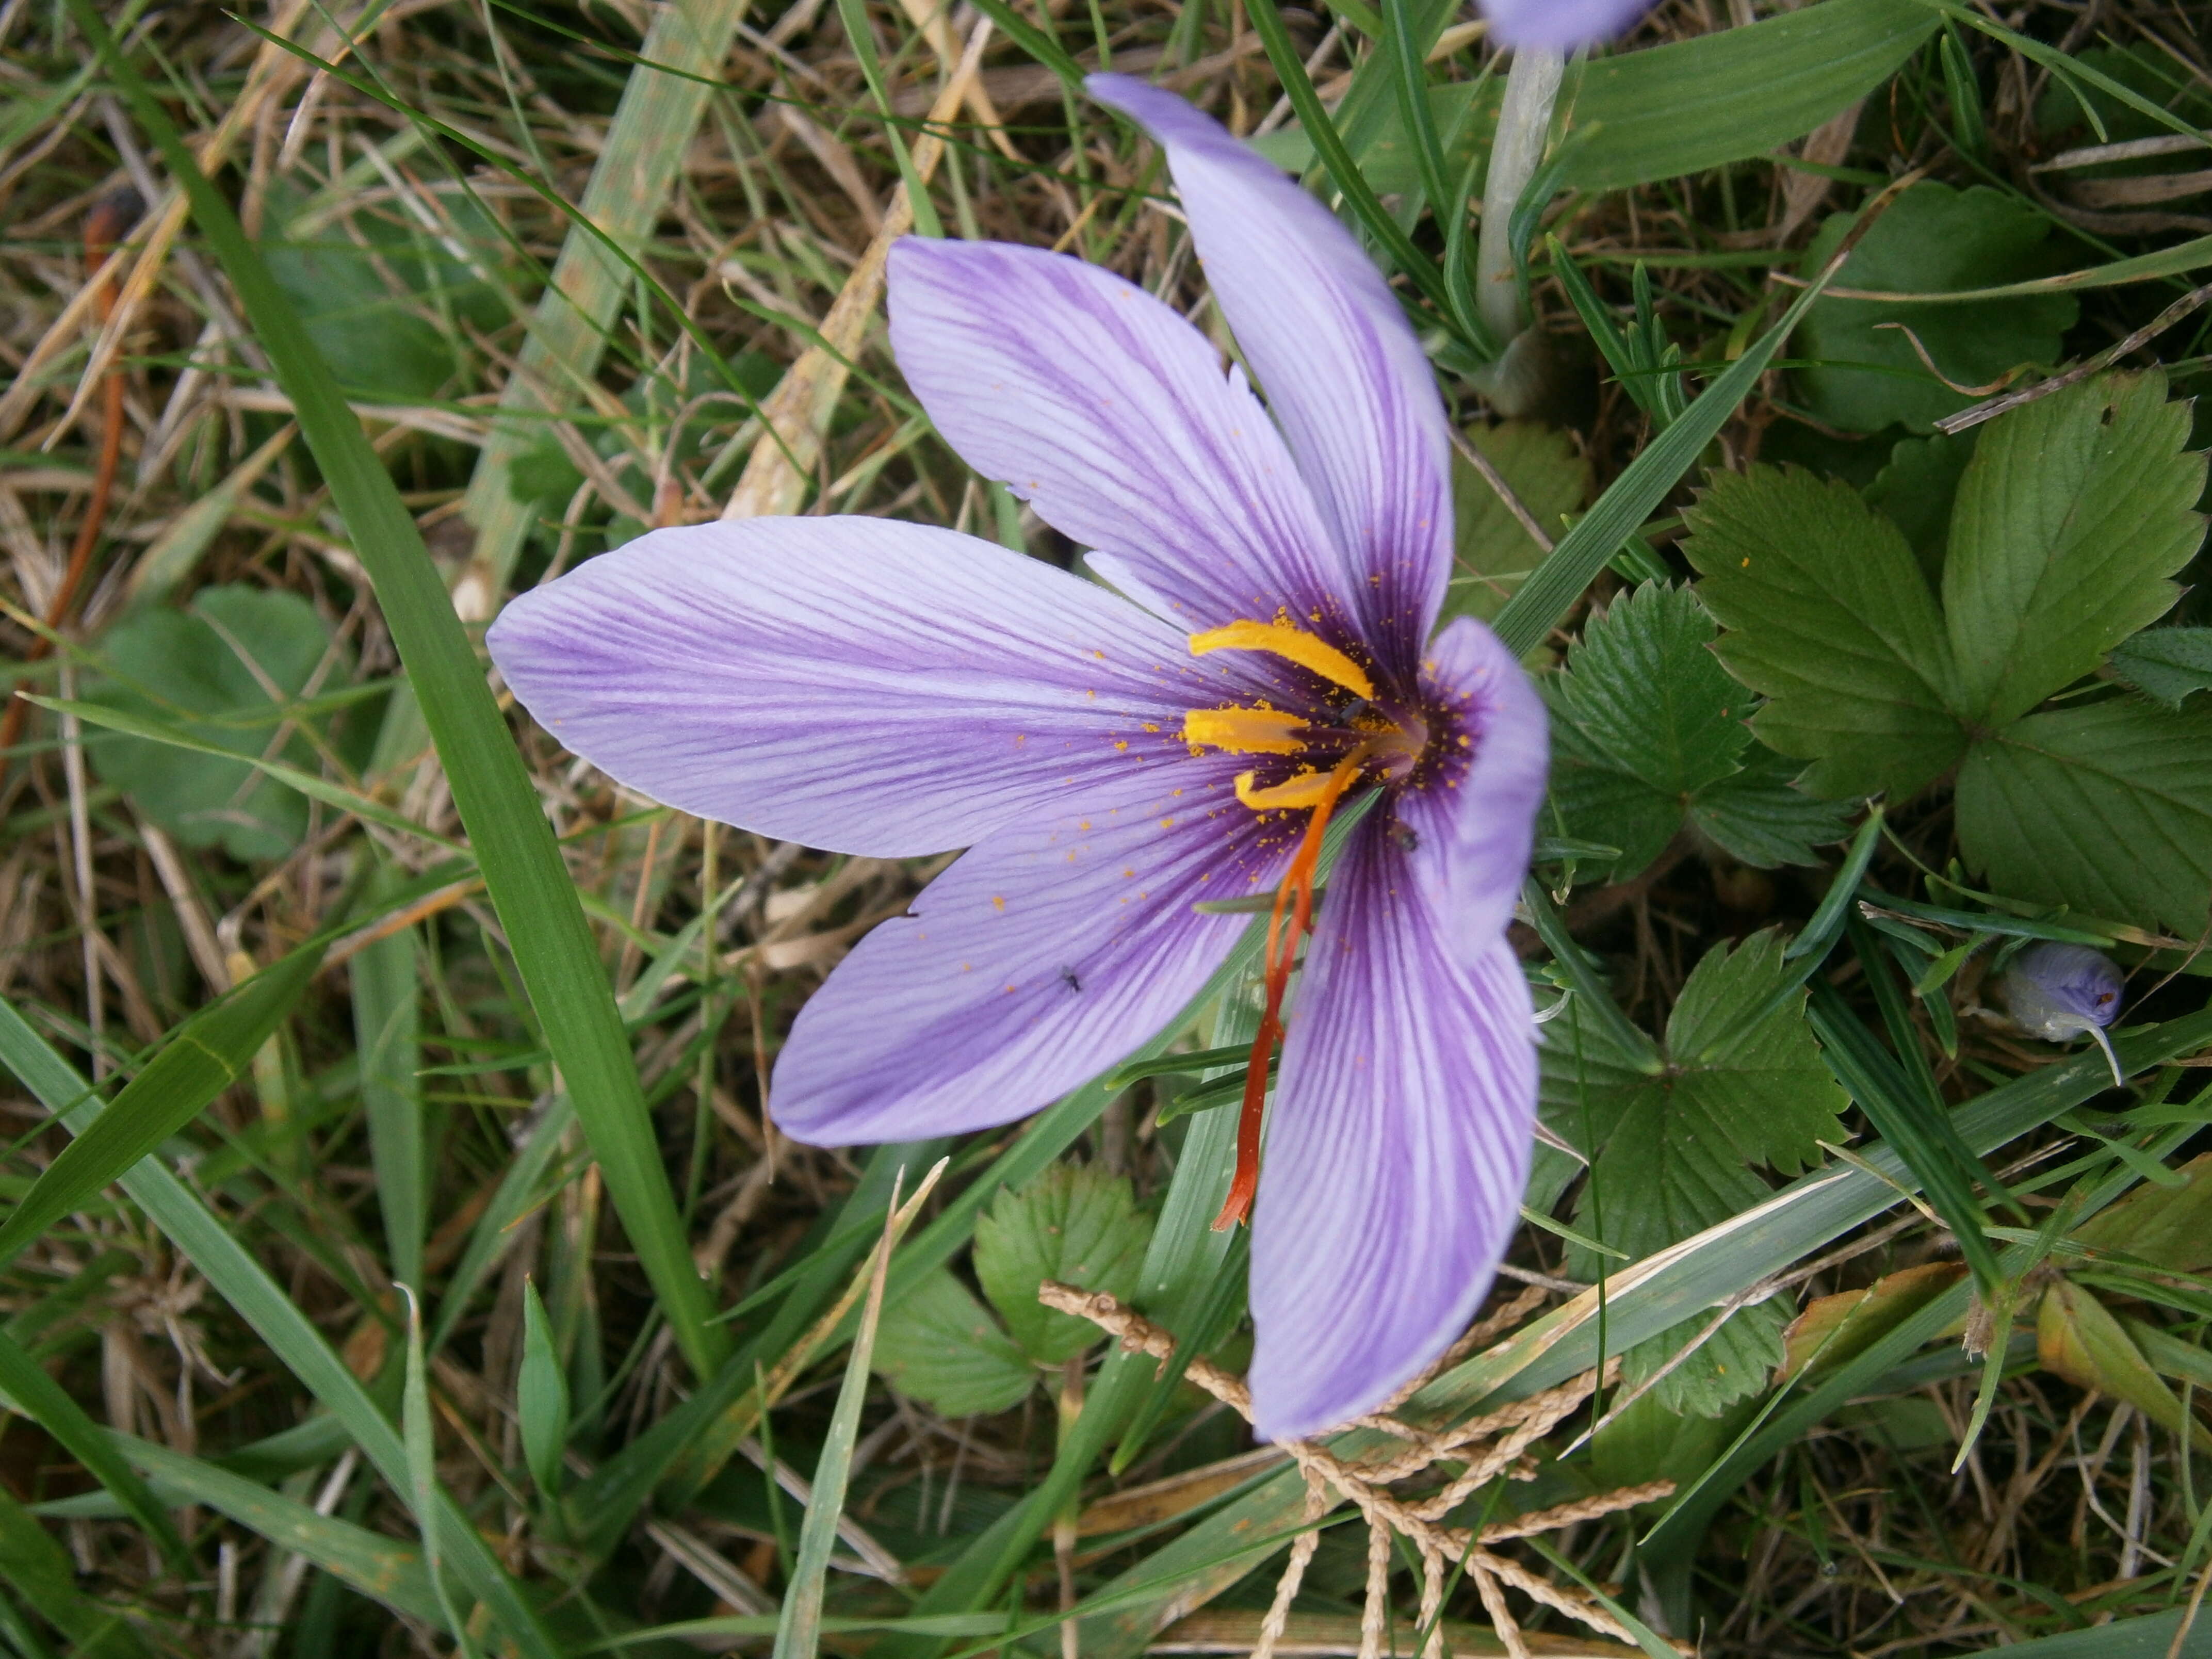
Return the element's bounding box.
[453,0,760,619]
[720,15,993,521]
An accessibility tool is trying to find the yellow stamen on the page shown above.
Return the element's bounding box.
[1189,618,1376,701]
[1182,706,1308,755]
[1233,768,1339,811]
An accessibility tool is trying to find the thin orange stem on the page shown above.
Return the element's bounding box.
[1212,751,1366,1231]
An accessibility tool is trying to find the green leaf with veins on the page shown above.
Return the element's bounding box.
[86,584,339,861]
[1542,931,1850,1413]
[1956,697,2212,936]
[1795,182,2077,434]
[1688,749,1855,870]
[1554,583,1754,795]
[1864,431,1975,587]
[2109,628,2212,710]
[870,1269,1036,1417]
[1685,467,1965,799]
[973,1163,1152,1365]
[1542,583,1851,880]
[1943,371,2204,726]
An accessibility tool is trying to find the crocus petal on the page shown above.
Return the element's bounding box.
[772,759,1288,1143]
[1481,0,1653,50]
[887,238,1354,635]
[1247,819,1537,1440]
[487,516,1225,857]
[1393,616,1550,950]
[1087,74,1452,677]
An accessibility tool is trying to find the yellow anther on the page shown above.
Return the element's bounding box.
[1182,706,1308,755]
[1189,618,1375,701]
[1234,769,1339,811]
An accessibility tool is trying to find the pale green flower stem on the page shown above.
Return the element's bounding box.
[1473,44,1564,407]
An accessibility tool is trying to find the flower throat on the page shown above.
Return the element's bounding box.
[1178,616,1411,1229]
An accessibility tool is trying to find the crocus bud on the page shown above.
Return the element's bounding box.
[1482,0,1655,49]
[2002,942,2125,1086]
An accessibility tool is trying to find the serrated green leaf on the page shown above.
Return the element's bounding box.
[1944,372,2204,725]
[1555,584,1753,796]
[1545,931,1850,1413]
[1445,421,1591,626]
[1864,431,1976,585]
[974,1164,1152,1365]
[1625,1296,1790,1417]
[1796,182,2078,434]
[1956,696,2212,934]
[1688,748,1856,869]
[2110,626,2212,710]
[86,584,336,861]
[871,1270,1035,1417]
[1544,585,1851,878]
[1544,708,1684,882]
[1687,465,1966,798]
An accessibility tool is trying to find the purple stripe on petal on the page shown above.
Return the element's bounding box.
[771,757,1290,1144]
[1086,75,1453,678]
[487,516,1231,857]
[887,238,1353,635]
[1248,818,1537,1441]
[1395,615,1550,952]
[1481,0,1654,50]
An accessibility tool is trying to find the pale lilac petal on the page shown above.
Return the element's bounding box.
[1087,74,1453,676]
[1390,615,1550,951]
[487,516,1238,857]
[1482,0,1653,49]
[1248,821,1537,1440]
[887,238,1355,635]
[771,759,1288,1143]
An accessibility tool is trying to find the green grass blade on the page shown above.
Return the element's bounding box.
[771,1168,935,1659]
[0,1332,186,1572]
[450,0,757,613]
[429,1092,577,1354]
[0,946,320,1272]
[403,1291,484,1658]
[0,1488,149,1658]
[0,997,563,1659]
[1240,0,1455,319]
[352,873,425,1292]
[75,0,729,1383]
[115,1437,446,1626]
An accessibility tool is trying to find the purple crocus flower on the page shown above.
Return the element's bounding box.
[2002,942,2126,1087]
[486,75,1547,1440]
[1482,0,1655,50]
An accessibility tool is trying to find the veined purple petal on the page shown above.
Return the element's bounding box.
[1393,616,1550,950]
[772,759,1289,1143]
[1481,0,1654,50]
[2002,942,2124,1037]
[1087,74,1452,678]
[887,238,1354,635]
[487,516,1227,857]
[1248,818,1537,1440]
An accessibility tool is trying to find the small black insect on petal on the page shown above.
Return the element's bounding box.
[1389,820,1420,853]
[1060,967,1084,992]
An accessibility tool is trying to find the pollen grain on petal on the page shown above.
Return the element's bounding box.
[1187,617,1376,700]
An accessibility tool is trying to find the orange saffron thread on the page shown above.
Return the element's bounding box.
[1212,750,1367,1231]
